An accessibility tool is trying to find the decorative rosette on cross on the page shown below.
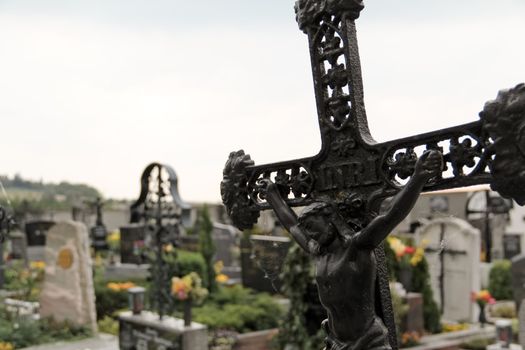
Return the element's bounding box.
[295,0,365,32]
[480,83,525,205]
[220,150,260,229]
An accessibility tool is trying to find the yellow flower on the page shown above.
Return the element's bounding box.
[387,237,406,258]
[214,260,224,275]
[0,342,14,350]
[410,247,425,266]
[107,231,120,243]
[216,274,229,283]
[30,261,46,270]
[107,281,136,292]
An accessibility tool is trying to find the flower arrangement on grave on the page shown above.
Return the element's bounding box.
[171,272,209,326]
[214,260,229,285]
[385,237,441,333]
[401,331,421,347]
[107,282,136,292]
[0,342,14,350]
[441,322,469,333]
[471,290,496,307]
[387,237,427,268]
[471,290,496,327]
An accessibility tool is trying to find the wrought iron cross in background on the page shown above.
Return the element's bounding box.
[130,163,191,319]
[221,0,525,348]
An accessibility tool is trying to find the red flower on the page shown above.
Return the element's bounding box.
[404,246,416,254]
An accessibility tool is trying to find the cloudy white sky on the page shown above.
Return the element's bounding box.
[0,0,524,203]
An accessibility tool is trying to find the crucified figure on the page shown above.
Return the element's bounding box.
[263,150,443,350]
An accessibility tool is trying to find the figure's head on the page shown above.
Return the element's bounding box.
[298,202,336,246]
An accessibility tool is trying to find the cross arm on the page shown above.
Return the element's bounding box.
[380,84,525,204]
[355,151,442,248]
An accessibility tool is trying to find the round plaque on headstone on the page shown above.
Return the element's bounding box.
[57,248,74,269]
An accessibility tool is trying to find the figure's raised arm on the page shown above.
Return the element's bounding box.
[354,150,443,249]
[263,180,318,255]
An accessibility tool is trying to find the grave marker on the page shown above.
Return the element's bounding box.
[416,217,481,322]
[221,1,525,347]
[39,221,97,332]
[512,255,525,310]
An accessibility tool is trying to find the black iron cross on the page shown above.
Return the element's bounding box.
[130,163,191,319]
[221,1,525,348]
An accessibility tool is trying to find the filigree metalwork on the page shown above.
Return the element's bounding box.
[221,1,525,348]
[481,83,525,204]
[220,150,260,229]
[295,0,364,32]
[130,163,191,319]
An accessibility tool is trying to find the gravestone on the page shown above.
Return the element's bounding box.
[39,221,97,332]
[120,224,146,264]
[213,223,238,267]
[241,234,290,293]
[119,311,207,350]
[504,234,522,260]
[8,230,26,260]
[25,220,55,262]
[416,217,481,322]
[518,300,525,349]
[212,223,242,281]
[512,255,525,309]
[402,293,424,335]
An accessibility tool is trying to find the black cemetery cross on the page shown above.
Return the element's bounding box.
[220,1,525,349]
[129,163,191,319]
[89,197,109,251]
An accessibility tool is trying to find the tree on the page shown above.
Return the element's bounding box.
[196,205,216,292]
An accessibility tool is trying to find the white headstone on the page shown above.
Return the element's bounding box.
[416,217,481,322]
[39,221,97,332]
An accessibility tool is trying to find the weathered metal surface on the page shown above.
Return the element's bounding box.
[221,1,525,349]
[130,163,191,320]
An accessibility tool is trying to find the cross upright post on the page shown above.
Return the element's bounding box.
[221,1,525,348]
[130,163,191,320]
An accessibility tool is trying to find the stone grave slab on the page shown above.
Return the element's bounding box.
[39,221,97,332]
[512,255,525,309]
[119,311,207,350]
[120,224,146,264]
[25,220,55,262]
[416,217,481,322]
[241,234,290,293]
[504,234,522,260]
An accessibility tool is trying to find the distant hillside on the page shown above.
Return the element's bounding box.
[0,174,101,213]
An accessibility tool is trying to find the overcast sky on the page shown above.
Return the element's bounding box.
[1,0,524,203]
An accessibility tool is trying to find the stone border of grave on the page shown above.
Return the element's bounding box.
[233,328,278,350]
[407,324,495,350]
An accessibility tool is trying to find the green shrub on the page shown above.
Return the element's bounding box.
[98,316,119,335]
[460,337,494,350]
[196,205,217,292]
[94,279,148,320]
[193,285,283,333]
[411,257,441,333]
[275,244,321,350]
[178,250,208,287]
[489,260,513,300]
[0,304,91,348]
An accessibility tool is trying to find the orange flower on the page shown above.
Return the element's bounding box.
[107,281,136,292]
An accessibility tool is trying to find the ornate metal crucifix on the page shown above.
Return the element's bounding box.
[221,1,525,348]
[130,163,191,319]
